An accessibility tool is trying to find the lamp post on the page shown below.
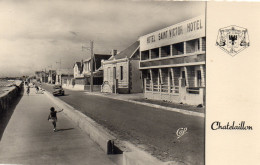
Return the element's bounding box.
[56,59,61,85]
[90,41,94,92]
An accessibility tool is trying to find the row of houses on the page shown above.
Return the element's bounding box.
[36,15,206,106]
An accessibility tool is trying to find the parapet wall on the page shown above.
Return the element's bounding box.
[0,82,23,113]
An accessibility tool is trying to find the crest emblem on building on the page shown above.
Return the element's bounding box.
[216,25,250,56]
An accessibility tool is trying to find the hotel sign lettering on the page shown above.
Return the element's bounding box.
[140,15,205,51]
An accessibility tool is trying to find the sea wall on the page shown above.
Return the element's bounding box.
[0,82,23,114]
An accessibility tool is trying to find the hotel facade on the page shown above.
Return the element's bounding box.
[139,15,206,105]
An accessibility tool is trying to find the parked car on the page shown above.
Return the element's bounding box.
[52,85,64,96]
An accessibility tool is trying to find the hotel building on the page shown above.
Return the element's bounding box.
[139,15,206,105]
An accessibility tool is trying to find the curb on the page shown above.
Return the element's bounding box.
[44,91,116,154]
[85,92,204,118]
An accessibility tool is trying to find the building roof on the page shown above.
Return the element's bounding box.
[84,54,111,62]
[56,69,74,75]
[112,41,139,60]
[73,62,83,73]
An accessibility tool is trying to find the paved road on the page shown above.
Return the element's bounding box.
[43,84,204,165]
[0,87,116,165]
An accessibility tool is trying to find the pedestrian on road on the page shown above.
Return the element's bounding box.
[26,86,30,96]
[35,85,39,93]
[48,107,63,132]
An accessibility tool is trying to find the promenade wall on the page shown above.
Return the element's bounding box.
[0,82,23,114]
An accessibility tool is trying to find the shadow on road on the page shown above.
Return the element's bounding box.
[55,128,74,132]
[0,88,24,141]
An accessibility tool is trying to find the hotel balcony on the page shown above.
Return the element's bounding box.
[139,37,206,69]
[139,51,205,69]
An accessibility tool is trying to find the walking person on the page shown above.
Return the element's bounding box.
[35,85,39,93]
[26,86,30,96]
[48,107,63,132]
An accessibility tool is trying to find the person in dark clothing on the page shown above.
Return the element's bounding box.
[26,86,30,96]
[48,107,63,132]
[35,85,39,93]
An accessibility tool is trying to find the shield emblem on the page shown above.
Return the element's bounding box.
[216,25,249,56]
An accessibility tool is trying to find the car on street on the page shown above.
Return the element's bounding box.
[52,85,65,96]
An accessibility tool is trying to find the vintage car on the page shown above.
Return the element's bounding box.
[52,85,64,96]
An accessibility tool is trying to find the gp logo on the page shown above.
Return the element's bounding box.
[176,127,188,139]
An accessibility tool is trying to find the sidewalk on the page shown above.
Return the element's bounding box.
[0,87,116,165]
[62,84,85,91]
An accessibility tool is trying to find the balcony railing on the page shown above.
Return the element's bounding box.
[186,87,200,94]
[140,53,205,68]
[145,83,179,94]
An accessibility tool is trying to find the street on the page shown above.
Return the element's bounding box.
[42,84,204,164]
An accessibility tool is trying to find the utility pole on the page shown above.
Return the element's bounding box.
[56,59,61,84]
[90,41,94,92]
[82,41,94,92]
[44,68,47,83]
[48,65,52,84]
[56,59,61,70]
[68,68,70,86]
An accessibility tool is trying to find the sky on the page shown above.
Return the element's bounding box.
[0,0,205,77]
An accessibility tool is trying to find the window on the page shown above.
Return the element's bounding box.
[120,66,123,80]
[107,67,110,81]
[147,70,151,80]
[186,39,200,53]
[141,50,149,60]
[113,67,116,79]
[181,71,186,86]
[197,70,202,87]
[198,38,200,51]
[172,43,184,55]
[181,71,185,78]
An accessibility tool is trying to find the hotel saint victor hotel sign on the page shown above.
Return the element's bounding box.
[139,15,205,51]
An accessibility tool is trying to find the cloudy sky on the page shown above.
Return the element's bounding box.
[0,0,205,77]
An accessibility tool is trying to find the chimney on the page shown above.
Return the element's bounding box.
[111,49,117,57]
